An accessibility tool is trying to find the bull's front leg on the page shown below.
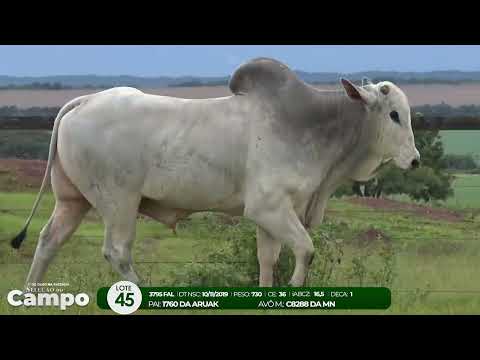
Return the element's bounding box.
[256,226,282,287]
[305,194,329,230]
[246,198,315,287]
[304,183,335,230]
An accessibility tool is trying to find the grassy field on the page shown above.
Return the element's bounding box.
[1,188,479,315]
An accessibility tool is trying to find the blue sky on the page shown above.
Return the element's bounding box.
[1,45,480,77]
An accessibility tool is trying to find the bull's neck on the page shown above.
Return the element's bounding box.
[303,89,382,183]
[312,90,374,155]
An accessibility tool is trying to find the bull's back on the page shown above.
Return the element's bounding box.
[57,88,250,211]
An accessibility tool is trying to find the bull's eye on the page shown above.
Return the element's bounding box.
[390,111,400,125]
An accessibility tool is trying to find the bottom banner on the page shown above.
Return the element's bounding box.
[97,282,391,313]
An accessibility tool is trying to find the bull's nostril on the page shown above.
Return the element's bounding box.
[411,159,420,169]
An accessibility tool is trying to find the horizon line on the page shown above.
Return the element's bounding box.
[1,69,480,78]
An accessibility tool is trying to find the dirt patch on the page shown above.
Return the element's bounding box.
[349,197,464,222]
[0,158,47,191]
[355,227,393,248]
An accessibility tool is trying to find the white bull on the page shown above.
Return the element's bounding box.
[11,58,420,288]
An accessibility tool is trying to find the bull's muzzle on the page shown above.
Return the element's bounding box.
[409,148,421,170]
[411,158,420,169]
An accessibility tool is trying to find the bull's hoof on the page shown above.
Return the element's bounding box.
[287,280,304,288]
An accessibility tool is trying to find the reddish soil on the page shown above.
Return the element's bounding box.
[349,197,464,222]
[0,158,47,189]
[1,84,480,108]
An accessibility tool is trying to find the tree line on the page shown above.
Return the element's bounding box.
[3,79,480,90]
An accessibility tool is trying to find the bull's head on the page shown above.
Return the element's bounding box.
[341,78,421,172]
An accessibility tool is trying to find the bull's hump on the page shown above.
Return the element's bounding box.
[229,57,298,95]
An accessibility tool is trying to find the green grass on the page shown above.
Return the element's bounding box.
[1,192,480,315]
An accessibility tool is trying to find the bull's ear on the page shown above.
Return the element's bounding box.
[341,78,375,106]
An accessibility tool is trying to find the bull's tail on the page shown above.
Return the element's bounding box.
[10,95,90,249]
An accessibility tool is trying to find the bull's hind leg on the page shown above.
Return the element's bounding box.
[25,159,91,287]
[98,193,142,284]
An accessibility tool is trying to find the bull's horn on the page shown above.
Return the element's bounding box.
[362,77,373,86]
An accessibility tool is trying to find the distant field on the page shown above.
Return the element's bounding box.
[440,130,480,156]
[1,83,480,108]
[388,173,480,210]
[446,174,480,209]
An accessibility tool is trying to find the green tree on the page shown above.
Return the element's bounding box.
[336,128,454,202]
[443,154,478,171]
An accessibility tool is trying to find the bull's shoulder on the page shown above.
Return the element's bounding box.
[229,57,296,95]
